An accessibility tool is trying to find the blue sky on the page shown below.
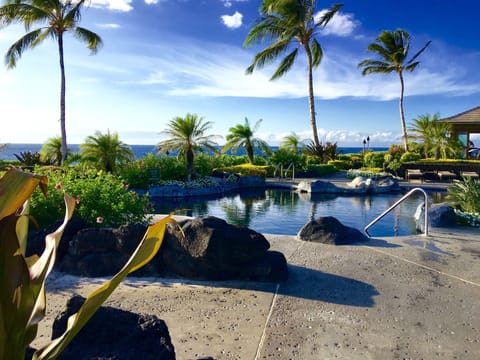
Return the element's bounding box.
[1,0,479,147]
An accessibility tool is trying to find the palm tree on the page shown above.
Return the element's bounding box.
[358,29,431,151]
[409,113,459,159]
[281,131,303,154]
[0,0,103,164]
[157,113,219,180]
[408,113,439,158]
[40,136,65,165]
[80,130,134,172]
[222,118,271,164]
[244,0,343,148]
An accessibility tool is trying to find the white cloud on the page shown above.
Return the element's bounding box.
[144,0,159,4]
[97,23,121,29]
[221,11,243,29]
[221,0,248,8]
[315,10,359,37]
[90,0,133,12]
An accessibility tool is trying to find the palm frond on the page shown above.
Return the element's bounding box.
[245,37,291,74]
[271,48,297,79]
[406,40,432,66]
[74,27,103,53]
[310,38,323,67]
[5,28,42,68]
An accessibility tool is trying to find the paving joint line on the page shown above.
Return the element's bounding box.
[365,245,480,287]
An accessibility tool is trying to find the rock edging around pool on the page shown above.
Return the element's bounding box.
[295,176,400,194]
[139,175,401,198]
[27,216,288,283]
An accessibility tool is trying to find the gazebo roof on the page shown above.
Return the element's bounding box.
[441,106,480,124]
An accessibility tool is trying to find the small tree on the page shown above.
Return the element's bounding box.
[222,118,271,164]
[80,130,134,172]
[157,113,219,179]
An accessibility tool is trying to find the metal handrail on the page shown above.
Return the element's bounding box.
[364,187,429,237]
[273,163,283,178]
[284,162,295,181]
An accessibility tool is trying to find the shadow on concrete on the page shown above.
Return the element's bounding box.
[360,238,402,248]
[172,264,380,307]
[274,264,379,307]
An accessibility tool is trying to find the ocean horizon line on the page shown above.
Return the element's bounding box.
[0,143,388,161]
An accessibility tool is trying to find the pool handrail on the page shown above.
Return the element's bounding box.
[364,187,429,237]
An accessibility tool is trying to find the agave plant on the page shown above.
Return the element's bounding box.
[0,168,173,360]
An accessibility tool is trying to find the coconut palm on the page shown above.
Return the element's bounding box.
[358,29,431,152]
[0,0,103,164]
[80,130,134,172]
[244,0,342,148]
[157,113,219,180]
[281,131,303,154]
[222,117,271,164]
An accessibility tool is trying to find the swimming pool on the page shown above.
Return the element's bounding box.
[153,188,446,237]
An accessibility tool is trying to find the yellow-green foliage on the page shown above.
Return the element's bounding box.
[328,160,351,170]
[0,168,173,360]
[214,163,273,178]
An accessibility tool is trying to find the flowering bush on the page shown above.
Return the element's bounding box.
[454,209,480,228]
[30,167,152,227]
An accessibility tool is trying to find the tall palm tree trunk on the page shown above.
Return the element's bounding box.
[305,45,320,148]
[398,72,409,152]
[186,147,195,180]
[58,35,68,164]
[246,142,254,164]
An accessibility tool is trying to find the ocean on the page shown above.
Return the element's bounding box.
[0,143,388,161]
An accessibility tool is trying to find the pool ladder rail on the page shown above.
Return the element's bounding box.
[364,187,429,237]
[273,162,295,181]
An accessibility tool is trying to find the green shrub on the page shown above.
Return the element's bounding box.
[363,151,387,168]
[328,159,351,170]
[305,164,337,176]
[214,164,271,178]
[400,151,422,163]
[30,167,152,228]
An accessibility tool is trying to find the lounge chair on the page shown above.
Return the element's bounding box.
[437,170,456,181]
[406,169,423,182]
[460,171,479,180]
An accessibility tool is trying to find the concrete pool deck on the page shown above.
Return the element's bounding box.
[40,226,480,359]
[36,175,479,359]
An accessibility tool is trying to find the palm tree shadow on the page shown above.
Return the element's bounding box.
[184,264,380,308]
[360,238,402,248]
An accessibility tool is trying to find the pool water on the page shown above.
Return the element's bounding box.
[153,188,446,237]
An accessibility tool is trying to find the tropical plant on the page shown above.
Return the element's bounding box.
[358,29,431,151]
[280,132,303,154]
[80,130,134,172]
[0,0,103,164]
[302,140,337,163]
[40,136,67,166]
[408,113,461,159]
[14,151,41,166]
[157,113,220,180]
[0,167,173,360]
[222,117,271,164]
[448,177,480,215]
[244,0,343,148]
